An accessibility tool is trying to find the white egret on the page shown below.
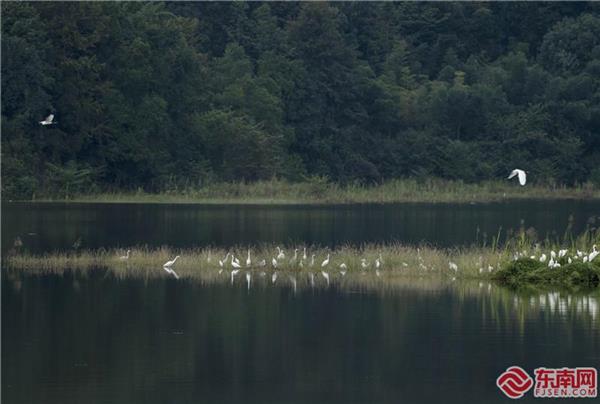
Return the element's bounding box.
[276,247,285,260]
[303,247,307,261]
[539,254,547,263]
[375,253,383,269]
[550,250,556,259]
[231,255,241,269]
[339,263,347,276]
[568,257,573,264]
[299,259,304,268]
[508,169,527,186]
[207,251,211,263]
[321,254,330,268]
[289,249,298,265]
[589,245,598,262]
[163,256,180,267]
[449,262,458,272]
[119,249,131,260]
[219,252,230,268]
[39,114,56,126]
[310,254,315,267]
[246,249,251,267]
[361,259,369,269]
[558,249,568,258]
[272,258,278,268]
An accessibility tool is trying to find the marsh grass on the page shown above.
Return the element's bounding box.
[29,178,599,204]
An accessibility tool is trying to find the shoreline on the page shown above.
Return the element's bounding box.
[5,179,600,205]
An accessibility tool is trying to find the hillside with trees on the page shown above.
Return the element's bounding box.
[2,2,600,199]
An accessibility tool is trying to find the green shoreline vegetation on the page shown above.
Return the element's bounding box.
[6,227,599,289]
[16,178,600,205]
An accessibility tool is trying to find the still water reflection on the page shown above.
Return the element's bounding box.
[3,200,599,253]
[2,272,598,404]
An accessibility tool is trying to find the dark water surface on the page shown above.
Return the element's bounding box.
[2,273,598,404]
[3,200,599,253]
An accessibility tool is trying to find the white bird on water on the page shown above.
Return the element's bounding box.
[231,269,240,285]
[246,272,251,290]
[321,253,330,268]
[39,114,57,126]
[119,249,131,260]
[276,247,285,260]
[163,256,180,267]
[163,266,180,279]
[508,169,527,186]
[231,255,241,269]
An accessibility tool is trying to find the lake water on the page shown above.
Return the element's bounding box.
[3,200,599,253]
[2,201,600,403]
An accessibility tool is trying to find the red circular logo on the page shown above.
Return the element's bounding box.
[497,366,534,399]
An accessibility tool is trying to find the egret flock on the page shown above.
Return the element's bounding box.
[115,243,600,287]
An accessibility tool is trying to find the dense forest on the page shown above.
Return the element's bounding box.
[2,2,600,199]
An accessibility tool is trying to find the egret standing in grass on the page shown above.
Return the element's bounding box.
[589,245,598,262]
[231,255,241,269]
[119,250,131,260]
[163,256,180,267]
[246,249,252,267]
[321,254,330,268]
[277,247,285,260]
[508,169,527,186]
[219,253,230,268]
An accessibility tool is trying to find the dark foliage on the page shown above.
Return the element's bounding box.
[2,2,599,198]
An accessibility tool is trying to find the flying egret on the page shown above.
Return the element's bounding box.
[119,249,131,260]
[163,256,180,267]
[508,169,527,186]
[321,254,330,268]
[246,249,252,267]
[39,114,57,125]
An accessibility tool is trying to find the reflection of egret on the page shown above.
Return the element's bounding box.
[309,272,315,288]
[119,250,131,260]
[246,272,251,290]
[231,269,240,285]
[375,254,382,269]
[321,270,330,286]
[289,275,297,294]
[163,256,180,267]
[321,254,330,268]
[163,266,180,279]
[272,271,278,284]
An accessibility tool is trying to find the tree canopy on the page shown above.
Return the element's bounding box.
[2,2,599,198]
